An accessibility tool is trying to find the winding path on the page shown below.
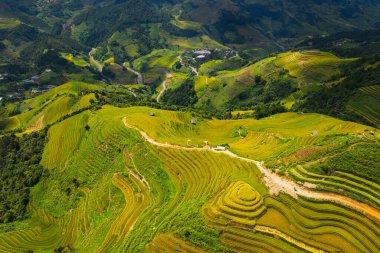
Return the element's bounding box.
[123,63,144,85]
[89,48,103,72]
[156,79,168,102]
[122,117,380,223]
[177,55,198,76]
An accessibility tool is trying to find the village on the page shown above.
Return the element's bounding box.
[0,68,57,102]
[180,48,237,68]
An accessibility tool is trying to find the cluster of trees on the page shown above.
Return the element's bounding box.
[294,54,380,126]
[224,75,293,118]
[162,23,199,37]
[298,29,380,57]
[71,0,166,46]
[161,79,198,106]
[314,143,380,184]
[0,131,46,223]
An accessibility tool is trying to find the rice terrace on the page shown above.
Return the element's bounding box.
[1,0,380,252]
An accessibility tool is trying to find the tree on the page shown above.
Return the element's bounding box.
[0,106,7,121]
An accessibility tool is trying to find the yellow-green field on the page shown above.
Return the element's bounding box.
[274,50,355,85]
[194,56,279,108]
[168,35,227,49]
[0,105,379,252]
[2,82,100,132]
[122,106,377,160]
[62,53,89,67]
[171,15,202,31]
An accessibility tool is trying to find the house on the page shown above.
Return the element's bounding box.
[31,89,42,94]
[190,119,196,125]
[150,112,155,116]
[194,49,211,55]
[31,75,40,83]
[311,131,319,136]
[212,146,226,151]
[46,85,56,90]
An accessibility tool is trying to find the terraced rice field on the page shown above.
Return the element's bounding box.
[0,106,379,252]
[122,106,376,160]
[274,51,354,85]
[257,195,380,253]
[147,233,211,252]
[168,35,227,49]
[289,166,380,207]
[2,82,101,132]
[194,56,280,108]
[347,85,380,128]
[203,181,266,227]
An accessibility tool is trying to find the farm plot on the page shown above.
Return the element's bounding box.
[0,106,379,252]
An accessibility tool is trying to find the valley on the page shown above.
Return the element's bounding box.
[0,0,379,252]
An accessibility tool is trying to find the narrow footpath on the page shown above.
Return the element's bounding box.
[89,48,103,72]
[123,63,144,85]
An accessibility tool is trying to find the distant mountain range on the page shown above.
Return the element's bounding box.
[1,0,380,127]
[3,0,380,50]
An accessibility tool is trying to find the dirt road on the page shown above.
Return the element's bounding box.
[122,117,380,222]
[177,55,198,76]
[89,48,103,72]
[123,63,144,85]
[156,80,168,102]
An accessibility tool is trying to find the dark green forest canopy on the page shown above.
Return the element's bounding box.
[0,131,46,223]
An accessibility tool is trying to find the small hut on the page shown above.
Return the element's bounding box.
[150,112,156,117]
[190,119,196,125]
[311,131,319,136]
[212,146,226,151]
